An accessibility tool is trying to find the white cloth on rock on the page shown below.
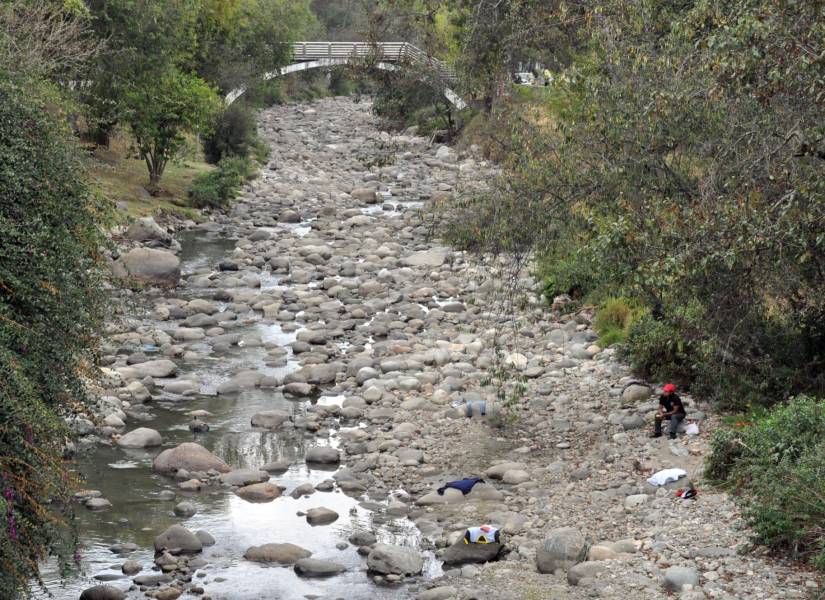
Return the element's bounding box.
[647,468,687,487]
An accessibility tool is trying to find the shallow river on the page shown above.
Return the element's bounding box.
[38,230,440,600]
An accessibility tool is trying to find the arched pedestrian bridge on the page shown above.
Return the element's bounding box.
[227,42,466,109]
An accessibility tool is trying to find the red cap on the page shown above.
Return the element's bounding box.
[663,383,676,393]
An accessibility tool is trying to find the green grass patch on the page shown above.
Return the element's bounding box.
[87,132,211,223]
[593,297,646,347]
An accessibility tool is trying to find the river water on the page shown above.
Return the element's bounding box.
[38,229,440,600]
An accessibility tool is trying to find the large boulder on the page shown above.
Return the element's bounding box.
[294,558,346,578]
[116,248,180,287]
[244,543,311,564]
[152,443,230,474]
[235,482,284,503]
[621,383,652,403]
[366,543,424,576]
[536,528,589,574]
[79,586,126,600]
[153,525,202,554]
[125,217,171,244]
[441,539,503,565]
[305,446,340,465]
[117,427,162,449]
[250,410,290,430]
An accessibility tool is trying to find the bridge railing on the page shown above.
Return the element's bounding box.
[291,42,456,81]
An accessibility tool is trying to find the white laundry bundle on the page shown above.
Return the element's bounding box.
[646,468,687,487]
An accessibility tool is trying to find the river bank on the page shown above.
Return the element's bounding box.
[53,97,818,600]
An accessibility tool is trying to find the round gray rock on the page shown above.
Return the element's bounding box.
[536,527,588,574]
[244,543,312,564]
[367,543,424,575]
[293,558,346,578]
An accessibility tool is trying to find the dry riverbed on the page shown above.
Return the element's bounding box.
[56,98,819,600]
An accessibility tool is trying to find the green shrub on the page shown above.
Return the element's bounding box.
[537,251,603,302]
[593,297,644,346]
[705,397,825,568]
[622,314,696,384]
[203,103,266,164]
[0,73,110,595]
[188,155,255,209]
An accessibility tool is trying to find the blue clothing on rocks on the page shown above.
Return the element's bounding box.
[437,477,485,496]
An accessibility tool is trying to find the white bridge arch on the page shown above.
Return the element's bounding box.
[226,42,466,109]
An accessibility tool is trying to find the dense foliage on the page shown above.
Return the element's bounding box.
[446,0,825,410]
[706,398,825,569]
[0,72,110,596]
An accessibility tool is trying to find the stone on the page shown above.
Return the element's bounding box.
[536,528,588,574]
[621,383,651,402]
[116,248,180,287]
[153,443,230,474]
[402,250,448,268]
[502,469,530,484]
[621,414,646,430]
[219,469,270,487]
[132,359,178,379]
[116,427,162,448]
[125,216,171,243]
[250,410,290,430]
[79,585,126,600]
[121,560,141,576]
[367,543,424,575]
[442,540,503,565]
[85,498,112,511]
[351,187,377,203]
[261,460,291,473]
[173,501,196,518]
[305,446,340,464]
[663,566,700,592]
[154,588,181,600]
[417,587,458,600]
[153,525,202,553]
[195,530,215,547]
[567,561,609,586]
[294,558,346,578]
[588,544,618,561]
[485,462,526,479]
[235,482,285,503]
[244,543,312,564]
[348,531,377,546]
[306,507,339,525]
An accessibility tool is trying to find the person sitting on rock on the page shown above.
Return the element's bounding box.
[652,383,686,439]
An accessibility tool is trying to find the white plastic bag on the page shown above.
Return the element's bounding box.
[685,423,699,436]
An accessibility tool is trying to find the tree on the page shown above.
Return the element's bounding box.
[123,70,220,194]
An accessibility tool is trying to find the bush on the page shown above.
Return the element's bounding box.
[0,73,110,595]
[621,314,697,385]
[537,250,604,302]
[593,297,644,347]
[705,397,825,568]
[188,155,255,209]
[203,103,266,164]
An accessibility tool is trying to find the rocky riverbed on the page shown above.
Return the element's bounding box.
[49,97,819,600]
